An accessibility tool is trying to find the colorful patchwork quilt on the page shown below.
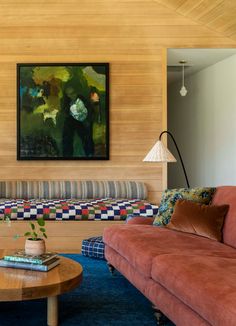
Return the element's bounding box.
[0,198,158,221]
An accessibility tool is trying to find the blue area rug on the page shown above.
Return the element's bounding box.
[0,254,174,325]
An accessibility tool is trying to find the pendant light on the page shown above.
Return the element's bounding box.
[179,60,187,96]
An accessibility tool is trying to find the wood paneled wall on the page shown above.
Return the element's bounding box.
[0,0,235,203]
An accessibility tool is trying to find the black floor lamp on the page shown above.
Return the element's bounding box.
[143,130,190,188]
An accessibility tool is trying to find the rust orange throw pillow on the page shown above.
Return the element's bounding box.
[166,199,229,241]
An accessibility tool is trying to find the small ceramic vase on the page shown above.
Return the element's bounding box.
[25,238,46,256]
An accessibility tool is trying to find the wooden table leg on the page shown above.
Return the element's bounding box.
[47,296,58,326]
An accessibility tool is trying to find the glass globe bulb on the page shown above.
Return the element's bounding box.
[180,85,187,96]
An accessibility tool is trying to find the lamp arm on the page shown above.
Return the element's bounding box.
[159,131,190,188]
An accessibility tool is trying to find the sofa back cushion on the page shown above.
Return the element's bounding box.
[212,186,236,248]
[126,216,154,225]
[0,180,147,200]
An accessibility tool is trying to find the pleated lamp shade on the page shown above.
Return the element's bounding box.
[143,140,177,162]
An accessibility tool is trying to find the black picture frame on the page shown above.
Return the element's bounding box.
[17,63,109,160]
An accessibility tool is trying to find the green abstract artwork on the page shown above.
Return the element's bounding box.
[17,63,109,160]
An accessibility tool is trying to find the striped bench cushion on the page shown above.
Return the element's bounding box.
[0,198,158,221]
[81,236,105,259]
[0,181,147,200]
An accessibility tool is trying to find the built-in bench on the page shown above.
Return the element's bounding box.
[0,181,158,252]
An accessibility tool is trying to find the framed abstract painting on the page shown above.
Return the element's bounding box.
[17,63,109,160]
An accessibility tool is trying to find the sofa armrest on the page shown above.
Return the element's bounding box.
[126,216,154,225]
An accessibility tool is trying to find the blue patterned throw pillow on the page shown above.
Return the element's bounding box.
[153,187,216,226]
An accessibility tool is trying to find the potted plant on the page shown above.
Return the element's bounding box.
[24,218,47,256]
[0,214,11,226]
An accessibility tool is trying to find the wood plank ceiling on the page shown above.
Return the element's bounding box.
[156,0,236,42]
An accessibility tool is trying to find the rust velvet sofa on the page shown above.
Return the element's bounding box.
[103,186,236,326]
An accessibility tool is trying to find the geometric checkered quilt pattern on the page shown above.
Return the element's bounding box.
[0,198,158,221]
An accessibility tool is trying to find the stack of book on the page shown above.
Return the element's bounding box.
[0,251,60,272]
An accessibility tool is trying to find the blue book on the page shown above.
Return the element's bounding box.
[0,257,60,272]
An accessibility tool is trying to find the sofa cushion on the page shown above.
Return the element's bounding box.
[0,180,148,200]
[103,225,236,278]
[151,253,236,326]
[212,186,236,248]
[153,187,216,226]
[166,199,229,241]
[0,198,158,221]
[105,245,210,326]
[126,216,154,225]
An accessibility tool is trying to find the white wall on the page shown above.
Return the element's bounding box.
[168,54,236,188]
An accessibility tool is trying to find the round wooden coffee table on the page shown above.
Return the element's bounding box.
[0,251,83,326]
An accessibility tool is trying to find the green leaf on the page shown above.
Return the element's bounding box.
[37,218,45,227]
[13,234,20,240]
[24,232,31,237]
[43,233,47,239]
[33,232,38,239]
[5,216,11,226]
[30,222,35,230]
[40,227,46,233]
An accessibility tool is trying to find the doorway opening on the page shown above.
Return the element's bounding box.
[167,48,236,188]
